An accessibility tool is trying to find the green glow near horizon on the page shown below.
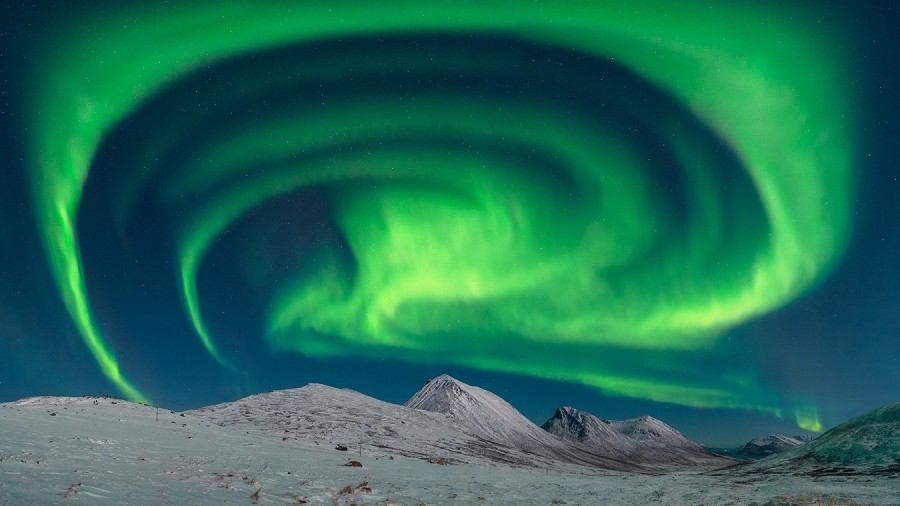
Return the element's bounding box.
[24,1,853,429]
[794,402,825,432]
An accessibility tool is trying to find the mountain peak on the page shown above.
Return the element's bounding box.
[405,375,509,419]
[544,405,634,445]
[427,374,460,384]
[738,433,808,456]
[404,375,562,450]
[404,376,651,470]
[611,414,693,443]
[555,406,581,417]
[541,405,731,469]
[404,375,479,416]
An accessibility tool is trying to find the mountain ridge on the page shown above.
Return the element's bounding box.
[738,434,812,457]
[542,405,734,469]
[4,394,897,504]
[401,374,650,471]
[184,374,736,472]
[9,379,897,478]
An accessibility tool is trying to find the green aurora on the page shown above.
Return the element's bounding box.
[23,2,856,431]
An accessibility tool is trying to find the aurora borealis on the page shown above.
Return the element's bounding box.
[1,1,898,445]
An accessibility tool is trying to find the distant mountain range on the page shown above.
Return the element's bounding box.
[737,434,814,457]
[190,374,734,472]
[543,406,728,470]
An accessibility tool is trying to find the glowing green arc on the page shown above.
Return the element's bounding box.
[24,1,854,430]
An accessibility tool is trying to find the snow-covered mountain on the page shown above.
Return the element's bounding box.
[541,406,637,460]
[542,406,734,470]
[402,375,643,471]
[185,380,620,471]
[2,392,897,504]
[749,403,900,476]
[188,374,724,472]
[188,382,479,464]
[738,434,812,456]
[403,375,566,451]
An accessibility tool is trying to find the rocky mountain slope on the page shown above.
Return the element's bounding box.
[744,403,900,477]
[188,382,479,464]
[738,434,812,456]
[402,375,643,471]
[188,375,734,473]
[542,406,734,470]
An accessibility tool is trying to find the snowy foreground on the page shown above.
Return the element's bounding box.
[1,394,897,505]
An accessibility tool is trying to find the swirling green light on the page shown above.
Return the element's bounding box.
[25,2,854,426]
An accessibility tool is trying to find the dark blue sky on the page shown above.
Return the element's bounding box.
[0,1,897,447]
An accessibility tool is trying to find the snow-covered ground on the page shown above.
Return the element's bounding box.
[2,395,897,505]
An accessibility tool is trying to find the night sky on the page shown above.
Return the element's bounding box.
[1,1,897,447]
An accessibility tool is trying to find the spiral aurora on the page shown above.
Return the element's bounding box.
[23,2,855,428]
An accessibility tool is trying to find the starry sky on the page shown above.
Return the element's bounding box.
[1,1,897,447]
